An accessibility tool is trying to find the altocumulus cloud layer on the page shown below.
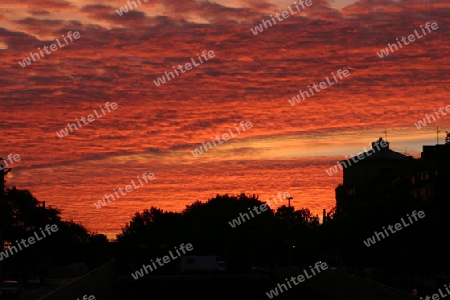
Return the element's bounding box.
[0,0,449,235]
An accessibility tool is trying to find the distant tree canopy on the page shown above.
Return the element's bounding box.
[116,193,322,271]
[0,187,110,273]
[1,187,61,235]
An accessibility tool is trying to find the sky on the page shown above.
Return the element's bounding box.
[1,0,449,239]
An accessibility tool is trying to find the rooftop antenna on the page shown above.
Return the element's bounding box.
[383,130,388,141]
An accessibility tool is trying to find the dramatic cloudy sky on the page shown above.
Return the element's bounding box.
[1,0,449,238]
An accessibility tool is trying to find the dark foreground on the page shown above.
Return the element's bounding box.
[114,275,333,300]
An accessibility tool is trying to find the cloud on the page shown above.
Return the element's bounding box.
[1,0,450,232]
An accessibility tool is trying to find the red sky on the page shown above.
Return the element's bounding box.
[1,0,449,239]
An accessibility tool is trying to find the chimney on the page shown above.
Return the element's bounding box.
[372,137,389,152]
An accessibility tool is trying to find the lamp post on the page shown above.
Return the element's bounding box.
[437,126,440,144]
[287,196,293,267]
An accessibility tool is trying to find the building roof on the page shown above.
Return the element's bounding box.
[339,137,412,164]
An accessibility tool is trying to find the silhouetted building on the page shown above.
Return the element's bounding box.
[335,136,450,219]
[340,138,413,188]
[421,133,450,164]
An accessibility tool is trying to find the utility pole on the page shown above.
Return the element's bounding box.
[287,196,294,300]
[0,157,12,200]
[0,157,11,280]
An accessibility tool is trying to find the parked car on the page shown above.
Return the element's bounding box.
[251,264,268,274]
[0,280,20,299]
[180,255,226,274]
[24,276,40,288]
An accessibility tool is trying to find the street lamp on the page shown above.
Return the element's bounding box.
[287,196,293,267]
